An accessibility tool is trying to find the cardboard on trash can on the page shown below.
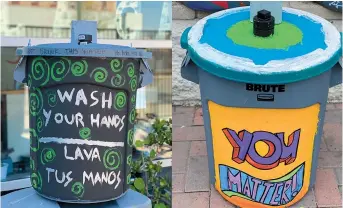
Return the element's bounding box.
[180,5,342,208]
[13,20,153,203]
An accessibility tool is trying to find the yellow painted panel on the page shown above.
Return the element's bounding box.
[208,100,320,208]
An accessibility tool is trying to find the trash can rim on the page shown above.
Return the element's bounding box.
[16,43,152,59]
[187,46,341,84]
[183,6,341,84]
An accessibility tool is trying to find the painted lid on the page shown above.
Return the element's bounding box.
[16,20,152,59]
[181,7,342,84]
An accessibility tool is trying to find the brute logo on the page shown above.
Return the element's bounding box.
[222,129,301,170]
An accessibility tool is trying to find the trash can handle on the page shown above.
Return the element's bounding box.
[181,27,192,49]
[340,32,342,55]
[328,32,342,87]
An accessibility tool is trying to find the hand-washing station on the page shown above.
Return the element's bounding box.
[180,2,342,208]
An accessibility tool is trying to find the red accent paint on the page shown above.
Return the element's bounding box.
[246,154,280,170]
[6,57,21,64]
[212,1,229,9]
[223,128,244,164]
[263,140,275,158]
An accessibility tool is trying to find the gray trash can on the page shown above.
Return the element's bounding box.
[14,20,153,203]
[180,6,342,208]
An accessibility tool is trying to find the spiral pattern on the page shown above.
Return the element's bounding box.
[31,57,49,86]
[129,75,137,92]
[47,91,57,107]
[37,116,44,132]
[30,158,35,170]
[131,95,136,104]
[29,88,43,116]
[127,63,135,78]
[31,172,42,190]
[40,148,56,165]
[127,174,131,185]
[103,148,121,170]
[79,127,91,139]
[71,182,85,198]
[111,74,125,87]
[114,92,127,110]
[90,67,108,83]
[71,60,88,76]
[29,128,39,152]
[110,59,123,72]
[127,155,132,166]
[129,109,136,124]
[127,129,134,147]
[27,75,33,88]
[51,57,71,81]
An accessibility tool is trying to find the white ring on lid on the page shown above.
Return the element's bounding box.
[188,7,341,74]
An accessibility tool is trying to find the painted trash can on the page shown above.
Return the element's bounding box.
[180,6,342,208]
[13,21,153,203]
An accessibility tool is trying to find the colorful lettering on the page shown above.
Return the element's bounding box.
[222,129,301,170]
[219,164,305,206]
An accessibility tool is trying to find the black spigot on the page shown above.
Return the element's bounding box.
[78,34,92,45]
[253,9,275,37]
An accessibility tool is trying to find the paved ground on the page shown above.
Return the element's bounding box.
[172,104,342,208]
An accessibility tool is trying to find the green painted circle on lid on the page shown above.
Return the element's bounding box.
[227,20,303,50]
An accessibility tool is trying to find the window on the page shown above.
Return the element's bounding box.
[0,1,172,40]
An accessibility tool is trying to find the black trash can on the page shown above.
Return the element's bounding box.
[13,20,153,203]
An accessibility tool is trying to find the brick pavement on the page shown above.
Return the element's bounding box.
[172,104,342,208]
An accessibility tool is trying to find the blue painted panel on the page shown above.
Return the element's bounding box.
[199,10,326,65]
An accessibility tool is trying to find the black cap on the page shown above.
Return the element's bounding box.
[253,9,275,37]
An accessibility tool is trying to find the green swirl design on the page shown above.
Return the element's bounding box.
[40,148,56,165]
[71,182,85,198]
[51,57,71,81]
[31,57,49,86]
[131,95,136,104]
[127,155,132,166]
[110,59,123,72]
[29,88,43,116]
[129,75,137,92]
[127,129,134,147]
[31,172,42,190]
[30,158,35,170]
[103,148,121,170]
[127,63,135,78]
[37,116,44,132]
[29,128,39,152]
[114,92,127,110]
[90,67,108,83]
[79,127,91,139]
[111,74,125,87]
[47,91,57,107]
[27,75,32,88]
[71,60,88,76]
[129,109,136,124]
[127,174,131,185]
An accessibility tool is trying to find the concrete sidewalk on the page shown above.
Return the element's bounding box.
[172,104,342,208]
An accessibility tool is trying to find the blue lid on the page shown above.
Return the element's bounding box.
[181,7,342,84]
[16,20,152,59]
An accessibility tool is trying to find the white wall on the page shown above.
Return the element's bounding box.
[6,6,59,27]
